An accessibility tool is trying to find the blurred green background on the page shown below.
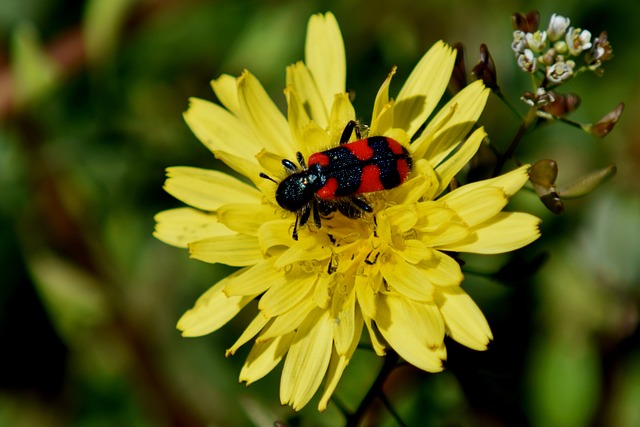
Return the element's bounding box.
[1,0,639,426]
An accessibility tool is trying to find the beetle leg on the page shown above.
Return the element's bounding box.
[312,199,322,229]
[339,120,361,144]
[292,213,300,241]
[299,204,312,227]
[350,195,373,212]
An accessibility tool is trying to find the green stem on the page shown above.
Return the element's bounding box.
[346,351,400,427]
[379,391,408,427]
[494,88,524,121]
[558,116,586,130]
[492,107,538,177]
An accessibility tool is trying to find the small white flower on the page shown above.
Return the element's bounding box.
[512,30,527,53]
[525,31,547,53]
[546,60,574,84]
[566,27,592,56]
[517,49,537,73]
[521,88,554,107]
[547,14,570,41]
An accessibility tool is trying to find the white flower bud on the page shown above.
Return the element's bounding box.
[547,14,570,41]
[553,40,568,55]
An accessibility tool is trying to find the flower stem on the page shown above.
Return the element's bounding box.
[346,351,400,427]
[494,89,524,120]
[492,107,538,177]
[379,390,409,427]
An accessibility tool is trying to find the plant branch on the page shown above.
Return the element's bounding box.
[492,107,538,176]
[346,351,400,427]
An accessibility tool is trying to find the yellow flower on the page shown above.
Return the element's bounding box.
[154,12,541,411]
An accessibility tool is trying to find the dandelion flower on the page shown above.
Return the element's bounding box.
[155,12,541,411]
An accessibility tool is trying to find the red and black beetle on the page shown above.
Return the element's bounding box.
[260,120,412,240]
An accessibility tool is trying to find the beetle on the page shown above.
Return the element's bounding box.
[260,120,412,240]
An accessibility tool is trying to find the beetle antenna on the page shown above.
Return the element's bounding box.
[282,159,299,173]
[259,172,278,183]
[296,152,306,168]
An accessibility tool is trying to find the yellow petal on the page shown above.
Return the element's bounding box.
[434,127,486,196]
[237,70,292,157]
[415,201,456,232]
[355,271,379,320]
[332,285,356,355]
[369,67,396,136]
[164,166,262,211]
[419,220,470,247]
[305,12,346,113]
[284,86,310,149]
[258,219,295,254]
[223,257,282,296]
[387,174,429,206]
[189,234,263,266]
[364,315,386,356]
[300,120,332,160]
[286,61,328,129]
[212,150,271,193]
[394,41,456,138]
[318,310,363,411]
[259,296,316,341]
[217,203,279,236]
[280,309,333,411]
[313,272,332,309]
[382,204,418,233]
[210,73,241,117]
[415,80,490,164]
[447,164,530,198]
[404,298,445,347]
[376,293,445,372]
[153,207,234,248]
[435,287,493,350]
[226,313,270,356]
[177,272,256,337]
[380,252,434,302]
[438,212,541,254]
[328,93,356,142]
[183,98,261,160]
[258,272,314,318]
[441,186,507,227]
[417,251,464,287]
[396,239,432,264]
[274,237,331,268]
[240,333,294,385]
[409,104,456,161]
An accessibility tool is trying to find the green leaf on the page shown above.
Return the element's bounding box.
[11,22,58,106]
[84,0,136,63]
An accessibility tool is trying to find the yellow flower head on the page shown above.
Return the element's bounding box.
[155,12,541,411]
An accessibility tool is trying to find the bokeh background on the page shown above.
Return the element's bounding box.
[1,0,639,426]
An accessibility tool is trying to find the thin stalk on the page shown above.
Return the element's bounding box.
[494,88,524,120]
[492,107,539,177]
[346,351,400,427]
[379,391,409,427]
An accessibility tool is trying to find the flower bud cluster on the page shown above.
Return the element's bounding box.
[511,13,612,84]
